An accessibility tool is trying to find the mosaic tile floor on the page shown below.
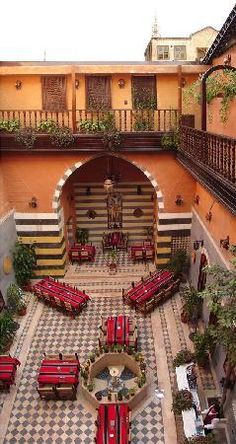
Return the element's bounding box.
[1,296,164,444]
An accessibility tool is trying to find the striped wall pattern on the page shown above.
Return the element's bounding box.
[14,212,66,278]
[52,155,165,215]
[156,212,192,266]
[74,182,154,243]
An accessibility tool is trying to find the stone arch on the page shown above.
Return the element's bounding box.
[52,153,164,214]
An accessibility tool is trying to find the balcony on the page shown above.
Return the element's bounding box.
[179,126,236,214]
[0,108,178,153]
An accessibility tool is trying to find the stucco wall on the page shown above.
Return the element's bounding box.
[0,211,17,301]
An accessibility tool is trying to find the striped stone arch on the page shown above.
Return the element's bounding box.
[52,153,164,214]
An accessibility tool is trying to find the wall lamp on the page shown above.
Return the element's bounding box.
[29,197,37,208]
[75,79,80,89]
[220,235,230,250]
[205,211,212,222]
[118,79,126,88]
[175,194,184,206]
[194,195,200,205]
[181,77,186,87]
[193,240,204,251]
[15,80,22,90]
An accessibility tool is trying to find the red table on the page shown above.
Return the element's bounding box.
[100,316,136,349]
[0,355,21,390]
[69,244,96,262]
[38,358,80,387]
[95,404,130,444]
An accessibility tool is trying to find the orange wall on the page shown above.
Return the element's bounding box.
[182,74,201,129]
[0,165,12,218]
[207,44,236,137]
[1,152,196,214]
[193,183,236,261]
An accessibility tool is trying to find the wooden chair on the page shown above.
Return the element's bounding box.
[64,301,75,317]
[71,251,80,264]
[54,297,63,309]
[43,353,62,360]
[37,385,57,400]
[42,292,51,303]
[56,384,77,400]
[80,250,89,262]
[145,248,154,262]
[62,353,79,362]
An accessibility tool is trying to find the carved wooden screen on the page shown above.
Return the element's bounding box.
[41,76,67,111]
[86,76,111,110]
[132,76,157,109]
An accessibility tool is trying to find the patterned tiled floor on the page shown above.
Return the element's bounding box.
[1,296,164,444]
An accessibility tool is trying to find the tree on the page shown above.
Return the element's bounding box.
[199,263,236,403]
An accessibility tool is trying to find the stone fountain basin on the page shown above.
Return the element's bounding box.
[81,352,150,409]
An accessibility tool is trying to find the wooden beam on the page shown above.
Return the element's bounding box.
[71,67,76,133]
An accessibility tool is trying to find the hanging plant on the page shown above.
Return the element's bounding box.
[37,119,58,133]
[15,127,37,149]
[0,119,20,133]
[183,70,236,123]
[172,389,193,414]
[102,131,122,151]
[50,126,74,148]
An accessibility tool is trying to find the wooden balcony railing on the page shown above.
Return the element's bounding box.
[0,109,178,133]
[180,126,236,185]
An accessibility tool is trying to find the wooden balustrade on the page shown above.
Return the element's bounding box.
[0,109,178,133]
[180,126,236,185]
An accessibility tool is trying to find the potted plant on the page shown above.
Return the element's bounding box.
[0,311,19,353]
[172,389,193,415]
[107,391,112,401]
[192,331,211,367]
[184,436,217,444]
[180,286,202,324]
[87,380,94,392]
[167,250,190,282]
[117,390,123,401]
[173,349,195,368]
[7,283,27,316]
[88,352,96,363]
[76,228,89,245]
[13,241,36,289]
[129,387,136,397]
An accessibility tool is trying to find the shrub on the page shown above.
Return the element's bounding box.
[172,389,193,415]
[162,129,180,150]
[13,241,36,288]
[79,119,106,133]
[184,435,217,444]
[7,283,26,314]
[0,119,20,133]
[173,349,195,368]
[15,127,37,149]
[37,119,58,133]
[50,126,74,148]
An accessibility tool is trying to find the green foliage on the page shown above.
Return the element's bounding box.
[0,311,19,353]
[167,250,190,278]
[79,119,107,133]
[173,349,195,368]
[15,127,37,149]
[133,87,157,110]
[162,128,180,150]
[0,119,20,133]
[183,70,236,123]
[181,286,202,321]
[50,126,74,148]
[106,249,118,264]
[192,329,212,366]
[198,264,236,366]
[76,228,89,244]
[37,119,58,133]
[172,389,193,415]
[102,130,121,151]
[13,241,36,287]
[133,115,154,131]
[7,283,26,314]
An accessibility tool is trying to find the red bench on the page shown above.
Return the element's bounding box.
[95,404,131,444]
[0,355,21,391]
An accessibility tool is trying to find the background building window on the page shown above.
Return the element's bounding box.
[174,45,187,60]
[41,76,67,111]
[196,47,207,60]
[86,76,111,110]
[157,45,169,60]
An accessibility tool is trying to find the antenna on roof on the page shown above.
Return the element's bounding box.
[43,49,46,62]
[152,15,160,38]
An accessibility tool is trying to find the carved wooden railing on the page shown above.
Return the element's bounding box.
[180,126,236,185]
[0,109,178,133]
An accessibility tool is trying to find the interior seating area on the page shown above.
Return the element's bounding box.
[37,353,80,400]
[95,404,131,444]
[99,315,137,350]
[123,269,180,314]
[69,243,96,263]
[130,242,154,263]
[33,277,90,317]
[102,231,129,252]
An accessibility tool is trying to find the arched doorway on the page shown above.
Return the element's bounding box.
[58,155,158,250]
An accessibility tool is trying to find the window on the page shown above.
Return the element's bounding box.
[41,76,67,111]
[196,47,207,60]
[132,76,157,109]
[174,45,187,60]
[86,76,111,110]
[157,45,169,60]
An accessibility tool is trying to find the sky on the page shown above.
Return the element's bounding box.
[0,0,235,61]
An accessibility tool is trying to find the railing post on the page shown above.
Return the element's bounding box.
[71,67,76,133]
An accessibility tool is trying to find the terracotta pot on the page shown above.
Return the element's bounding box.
[18,307,27,316]
[181,310,189,323]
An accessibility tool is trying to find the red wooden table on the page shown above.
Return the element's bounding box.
[0,355,21,390]
[69,244,96,262]
[38,358,80,387]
